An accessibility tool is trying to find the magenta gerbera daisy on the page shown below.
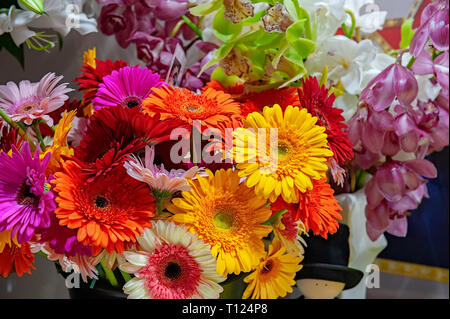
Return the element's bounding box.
[92,65,166,110]
[0,142,56,244]
[0,73,73,126]
[39,213,92,257]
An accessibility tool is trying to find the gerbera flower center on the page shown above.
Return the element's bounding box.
[122,96,141,109]
[277,142,291,159]
[17,101,38,113]
[16,181,38,206]
[164,261,182,280]
[94,196,109,209]
[182,102,203,113]
[213,210,234,230]
[261,259,274,274]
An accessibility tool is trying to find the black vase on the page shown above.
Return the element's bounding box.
[55,263,127,299]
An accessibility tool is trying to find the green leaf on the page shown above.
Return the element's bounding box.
[189,0,222,16]
[262,209,287,225]
[284,0,308,21]
[286,20,315,58]
[0,33,25,69]
[213,8,243,42]
[241,9,266,25]
[56,32,64,51]
[18,0,45,15]
[400,18,415,49]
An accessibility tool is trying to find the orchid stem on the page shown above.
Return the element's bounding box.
[181,15,203,40]
[406,56,415,69]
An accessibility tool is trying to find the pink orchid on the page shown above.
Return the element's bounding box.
[361,63,418,111]
[98,3,137,48]
[413,50,449,93]
[365,159,437,240]
[410,0,449,57]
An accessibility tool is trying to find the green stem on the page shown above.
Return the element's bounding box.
[406,56,415,69]
[100,260,119,287]
[120,270,132,283]
[342,9,356,39]
[171,19,186,38]
[0,108,34,146]
[33,121,45,151]
[181,15,203,40]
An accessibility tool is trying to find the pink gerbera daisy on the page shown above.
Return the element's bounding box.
[119,221,225,299]
[124,145,201,194]
[0,142,56,244]
[0,73,73,126]
[92,66,166,110]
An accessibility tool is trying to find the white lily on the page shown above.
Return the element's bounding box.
[24,0,97,36]
[344,0,387,34]
[0,6,36,46]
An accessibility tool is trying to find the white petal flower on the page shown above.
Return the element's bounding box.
[119,221,226,299]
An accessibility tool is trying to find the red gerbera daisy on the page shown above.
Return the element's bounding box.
[297,76,353,165]
[53,161,155,254]
[240,87,299,118]
[0,126,24,153]
[74,105,182,180]
[75,58,128,106]
[0,241,35,277]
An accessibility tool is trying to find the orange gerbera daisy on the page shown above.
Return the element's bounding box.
[52,161,156,255]
[297,179,343,239]
[0,239,35,277]
[142,86,242,130]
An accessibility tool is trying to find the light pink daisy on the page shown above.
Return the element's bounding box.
[119,221,225,299]
[0,73,73,126]
[124,145,201,194]
[92,65,166,110]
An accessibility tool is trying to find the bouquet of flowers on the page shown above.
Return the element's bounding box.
[0,0,448,299]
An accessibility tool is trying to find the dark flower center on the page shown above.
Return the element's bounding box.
[127,101,139,108]
[164,261,182,280]
[94,196,109,209]
[16,181,38,206]
[261,259,274,274]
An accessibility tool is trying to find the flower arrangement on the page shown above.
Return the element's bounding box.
[0,0,448,299]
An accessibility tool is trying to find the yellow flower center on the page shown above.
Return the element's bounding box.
[213,210,234,230]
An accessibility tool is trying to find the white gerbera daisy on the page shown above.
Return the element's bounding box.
[119,221,225,299]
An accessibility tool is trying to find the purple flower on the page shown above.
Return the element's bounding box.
[413,50,449,94]
[410,0,449,57]
[365,159,437,241]
[361,63,418,111]
[39,213,92,257]
[98,3,137,48]
[0,142,56,244]
[92,65,166,110]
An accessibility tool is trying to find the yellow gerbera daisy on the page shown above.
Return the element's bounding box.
[233,104,333,203]
[0,230,18,253]
[41,110,75,174]
[243,240,303,299]
[83,47,96,68]
[169,168,272,276]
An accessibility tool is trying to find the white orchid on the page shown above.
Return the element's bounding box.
[344,0,387,34]
[306,35,379,94]
[300,0,347,44]
[0,6,36,46]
